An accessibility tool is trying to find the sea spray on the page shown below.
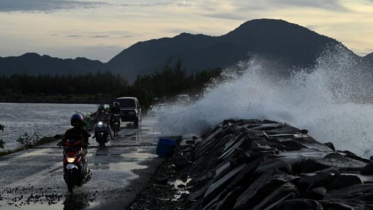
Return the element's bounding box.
[155,46,373,157]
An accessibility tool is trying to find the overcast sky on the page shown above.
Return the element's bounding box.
[0,0,372,62]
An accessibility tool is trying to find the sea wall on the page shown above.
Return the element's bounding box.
[184,119,373,210]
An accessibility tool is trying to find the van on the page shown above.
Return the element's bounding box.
[115,97,141,127]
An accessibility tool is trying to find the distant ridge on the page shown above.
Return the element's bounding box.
[0,53,105,76]
[106,19,352,81]
[0,19,371,82]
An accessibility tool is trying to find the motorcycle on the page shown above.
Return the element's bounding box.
[94,121,109,147]
[59,139,90,193]
[112,114,121,136]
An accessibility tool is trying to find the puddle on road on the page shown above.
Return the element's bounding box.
[92,162,147,171]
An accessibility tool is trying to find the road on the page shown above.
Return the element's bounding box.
[0,117,163,210]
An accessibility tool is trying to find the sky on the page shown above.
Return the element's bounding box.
[0,0,372,62]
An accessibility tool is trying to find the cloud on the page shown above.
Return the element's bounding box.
[121,2,171,7]
[0,0,104,12]
[195,0,348,23]
[273,0,347,11]
[67,35,82,38]
[91,35,110,38]
[50,34,58,37]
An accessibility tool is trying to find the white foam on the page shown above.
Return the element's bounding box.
[155,46,373,157]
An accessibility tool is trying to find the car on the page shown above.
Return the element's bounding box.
[115,97,142,127]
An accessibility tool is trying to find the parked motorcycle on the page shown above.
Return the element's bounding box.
[59,139,90,193]
[95,121,109,147]
[112,114,121,136]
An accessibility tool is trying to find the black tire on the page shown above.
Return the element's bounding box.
[134,118,139,127]
[66,170,75,193]
[97,134,106,146]
[77,172,83,186]
[115,124,120,135]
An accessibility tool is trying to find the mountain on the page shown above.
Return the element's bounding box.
[0,19,371,82]
[107,19,353,81]
[0,53,105,76]
[362,53,373,70]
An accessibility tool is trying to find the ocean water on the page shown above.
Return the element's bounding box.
[155,46,373,157]
[0,103,96,150]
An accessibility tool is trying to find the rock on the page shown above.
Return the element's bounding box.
[299,159,330,173]
[361,162,373,175]
[275,199,323,210]
[203,164,246,202]
[297,172,334,193]
[174,156,190,169]
[325,175,362,190]
[186,140,196,145]
[178,119,373,210]
[304,187,326,200]
[325,184,373,199]
[254,158,293,175]
[226,157,265,191]
[213,162,232,181]
[319,199,367,210]
[233,171,283,209]
[215,187,245,210]
[324,142,335,151]
[188,181,212,202]
[156,176,169,185]
[279,139,306,151]
[251,182,299,210]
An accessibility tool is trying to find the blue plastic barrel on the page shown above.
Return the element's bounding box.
[156,138,177,158]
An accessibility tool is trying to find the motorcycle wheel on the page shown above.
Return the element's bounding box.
[115,124,120,135]
[66,170,76,193]
[77,172,83,186]
[134,118,139,127]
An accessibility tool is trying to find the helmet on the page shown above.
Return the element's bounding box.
[70,113,84,126]
[113,102,120,107]
[98,104,105,112]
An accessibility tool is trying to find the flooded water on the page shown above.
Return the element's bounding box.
[0,103,97,150]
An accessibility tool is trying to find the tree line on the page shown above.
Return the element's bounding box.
[0,60,223,108]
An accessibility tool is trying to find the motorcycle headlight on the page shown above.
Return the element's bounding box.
[98,121,104,127]
[67,157,75,163]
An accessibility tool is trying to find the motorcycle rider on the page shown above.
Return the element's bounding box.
[59,113,91,173]
[110,102,121,127]
[94,104,114,140]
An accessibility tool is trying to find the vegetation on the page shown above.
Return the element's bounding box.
[122,60,223,108]
[0,60,223,109]
[16,132,40,148]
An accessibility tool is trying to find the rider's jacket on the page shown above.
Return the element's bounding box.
[111,106,120,114]
[63,127,90,144]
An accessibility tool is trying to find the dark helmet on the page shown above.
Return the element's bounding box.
[113,102,120,107]
[70,113,84,126]
[98,104,105,112]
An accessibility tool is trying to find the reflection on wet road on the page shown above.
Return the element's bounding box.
[0,118,163,210]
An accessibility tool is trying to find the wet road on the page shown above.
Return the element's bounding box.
[0,118,163,210]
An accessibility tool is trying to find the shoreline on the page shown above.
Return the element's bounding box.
[0,95,115,105]
[0,135,58,157]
